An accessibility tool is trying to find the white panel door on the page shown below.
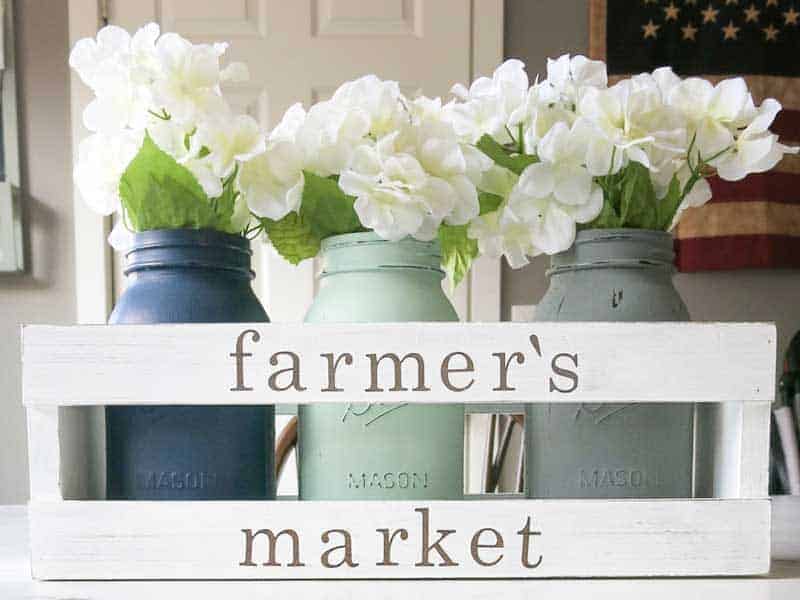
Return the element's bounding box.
[106,0,502,323]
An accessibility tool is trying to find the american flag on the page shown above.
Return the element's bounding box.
[590,0,800,271]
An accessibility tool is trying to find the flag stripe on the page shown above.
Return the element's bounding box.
[675,235,800,271]
[774,109,800,142]
[706,173,800,205]
[676,201,800,239]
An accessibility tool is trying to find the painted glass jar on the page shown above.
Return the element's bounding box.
[526,229,694,498]
[106,229,274,500]
[299,232,464,500]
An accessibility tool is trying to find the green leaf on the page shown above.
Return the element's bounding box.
[478,192,503,215]
[119,132,239,232]
[438,223,479,290]
[584,195,621,229]
[617,162,658,229]
[656,174,683,231]
[210,170,241,234]
[300,171,363,238]
[260,212,320,265]
[476,134,537,175]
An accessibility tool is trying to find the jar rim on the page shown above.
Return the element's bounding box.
[320,231,441,254]
[123,228,254,278]
[126,228,251,256]
[547,228,676,277]
[318,232,443,277]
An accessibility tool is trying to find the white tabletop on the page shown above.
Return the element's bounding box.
[2,505,800,599]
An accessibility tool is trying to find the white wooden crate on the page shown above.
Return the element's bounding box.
[22,322,776,580]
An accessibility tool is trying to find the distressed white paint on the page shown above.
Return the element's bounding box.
[28,498,770,580]
[22,322,776,407]
[6,506,799,595]
[772,495,800,561]
[22,321,776,579]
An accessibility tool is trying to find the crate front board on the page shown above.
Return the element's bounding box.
[23,322,776,579]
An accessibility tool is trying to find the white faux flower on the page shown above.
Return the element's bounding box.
[239,143,304,221]
[528,121,601,211]
[447,59,529,143]
[329,75,405,138]
[146,117,193,162]
[577,73,685,176]
[239,103,306,220]
[666,166,712,231]
[70,24,161,133]
[506,122,603,254]
[468,207,539,268]
[543,54,607,105]
[193,113,266,178]
[296,99,371,176]
[73,130,143,215]
[390,99,490,225]
[665,76,754,161]
[339,144,433,241]
[151,33,228,123]
[69,25,135,89]
[714,98,798,181]
[183,156,223,198]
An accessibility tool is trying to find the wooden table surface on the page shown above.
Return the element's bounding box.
[2,505,800,599]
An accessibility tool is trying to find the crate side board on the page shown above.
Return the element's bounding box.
[22,322,776,406]
[28,499,770,580]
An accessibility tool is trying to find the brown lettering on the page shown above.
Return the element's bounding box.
[470,527,504,567]
[320,528,358,568]
[366,353,430,392]
[440,351,475,392]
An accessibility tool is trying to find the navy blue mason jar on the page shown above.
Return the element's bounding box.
[106,229,274,500]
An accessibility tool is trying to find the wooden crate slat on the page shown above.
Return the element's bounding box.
[29,498,770,580]
[22,322,776,407]
[26,408,60,501]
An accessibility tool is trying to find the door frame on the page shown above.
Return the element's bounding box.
[67,0,504,324]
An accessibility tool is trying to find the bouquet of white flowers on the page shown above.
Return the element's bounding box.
[454,56,797,271]
[70,23,265,244]
[71,23,797,286]
[238,76,497,285]
[243,56,797,285]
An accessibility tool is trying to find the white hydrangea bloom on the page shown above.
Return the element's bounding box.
[182,156,224,198]
[390,98,490,225]
[714,98,799,181]
[146,116,193,162]
[151,33,229,123]
[329,75,405,138]
[666,166,712,231]
[70,24,161,133]
[446,59,529,143]
[339,144,433,241]
[71,22,267,223]
[664,76,754,162]
[506,54,607,153]
[543,54,607,106]
[468,207,539,269]
[193,113,266,179]
[239,103,306,220]
[577,73,686,176]
[295,99,371,176]
[73,130,143,215]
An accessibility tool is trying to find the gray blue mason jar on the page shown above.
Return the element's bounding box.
[106,229,274,500]
[526,229,693,498]
[299,232,464,500]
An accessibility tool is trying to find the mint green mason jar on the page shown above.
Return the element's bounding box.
[298,232,464,500]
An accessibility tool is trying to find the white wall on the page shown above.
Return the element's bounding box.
[0,0,75,504]
[502,0,800,370]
